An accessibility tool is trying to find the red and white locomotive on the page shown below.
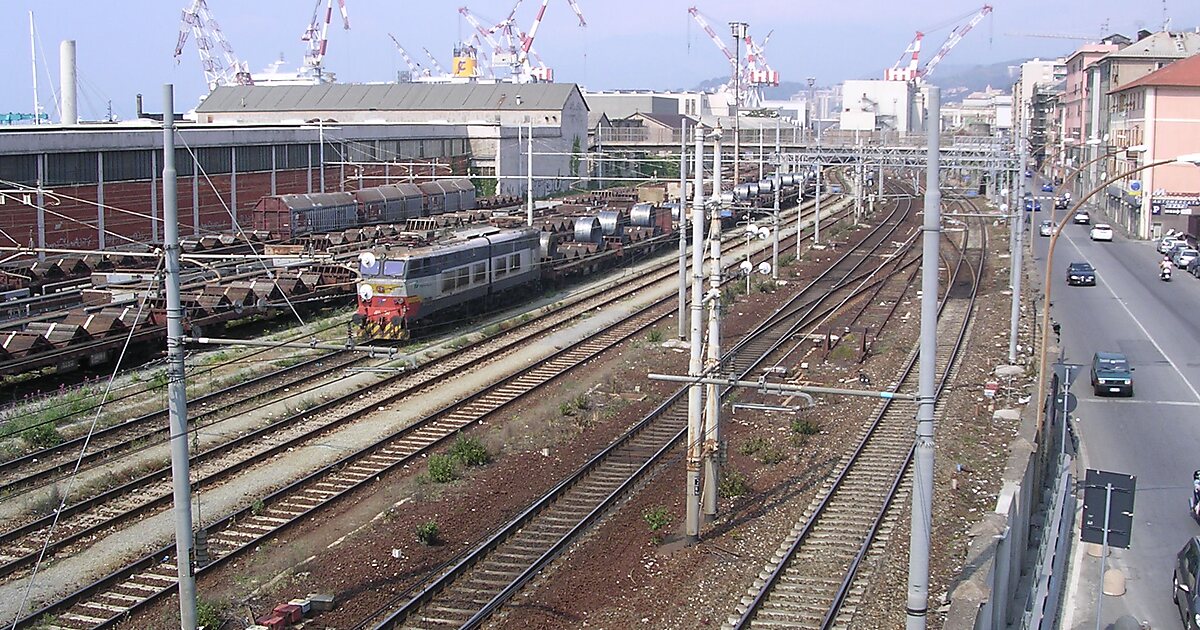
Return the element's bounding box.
[354,226,542,339]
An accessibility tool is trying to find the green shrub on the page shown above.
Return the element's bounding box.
[791,418,821,436]
[449,434,490,467]
[416,520,440,545]
[720,470,750,498]
[559,401,576,417]
[22,423,63,449]
[196,598,224,630]
[757,445,786,465]
[572,393,590,411]
[738,436,768,456]
[427,454,458,483]
[643,506,671,532]
[646,329,664,343]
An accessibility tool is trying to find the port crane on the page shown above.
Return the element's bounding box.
[173,0,253,90]
[885,4,993,81]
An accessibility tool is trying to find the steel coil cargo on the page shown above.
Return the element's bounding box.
[539,232,559,259]
[720,192,735,204]
[630,203,657,227]
[733,184,752,201]
[597,210,623,236]
[573,216,603,243]
[758,179,775,194]
[747,183,760,197]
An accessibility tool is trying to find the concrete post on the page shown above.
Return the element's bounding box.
[162,84,199,630]
[527,119,534,226]
[703,131,723,521]
[906,85,941,630]
[685,134,706,541]
[1009,145,1028,364]
[679,121,689,340]
[772,118,780,280]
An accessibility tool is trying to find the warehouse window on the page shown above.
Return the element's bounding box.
[196,147,232,174]
[46,152,98,186]
[235,145,272,172]
[102,150,154,182]
[0,155,38,186]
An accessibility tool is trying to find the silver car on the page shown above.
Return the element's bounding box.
[1174,248,1199,269]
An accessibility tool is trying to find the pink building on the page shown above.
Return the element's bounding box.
[1062,44,1119,151]
[1109,53,1200,239]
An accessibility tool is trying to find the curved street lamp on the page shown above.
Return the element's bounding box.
[1033,153,1200,433]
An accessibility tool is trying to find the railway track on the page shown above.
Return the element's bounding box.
[7,195,849,629]
[722,213,986,629]
[358,187,920,630]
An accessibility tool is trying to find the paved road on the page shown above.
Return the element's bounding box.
[1028,205,1200,629]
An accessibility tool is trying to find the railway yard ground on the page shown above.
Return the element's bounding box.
[0,190,1035,630]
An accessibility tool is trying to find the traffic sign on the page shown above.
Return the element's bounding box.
[1081,469,1136,549]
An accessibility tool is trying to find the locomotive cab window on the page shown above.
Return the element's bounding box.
[473,263,486,283]
[360,259,381,276]
[509,253,521,272]
[383,260,406,277]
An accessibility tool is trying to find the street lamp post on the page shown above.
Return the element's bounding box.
[1033,155,1200,434]
[730,22,748,194]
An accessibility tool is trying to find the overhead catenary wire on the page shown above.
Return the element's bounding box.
[9,255,163,630]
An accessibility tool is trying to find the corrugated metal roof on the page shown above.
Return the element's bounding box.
[196,83,583,113]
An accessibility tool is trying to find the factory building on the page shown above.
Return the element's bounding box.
[0,83,588,251]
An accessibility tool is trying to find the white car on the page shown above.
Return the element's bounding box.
[1158,236,1182,253]
[1090,224,1114,242]
[1174,248,1199,269]
[1038,220,1053,237]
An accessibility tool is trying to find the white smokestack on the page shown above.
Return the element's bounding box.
[60,40,77,125]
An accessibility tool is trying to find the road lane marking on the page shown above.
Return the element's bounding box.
[1064,233,1200,403]
[1078,399,1200,406]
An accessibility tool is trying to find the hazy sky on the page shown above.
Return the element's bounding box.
[1,0,1197,121]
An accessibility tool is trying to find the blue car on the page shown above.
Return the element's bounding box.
[1041,183,1054,192]
[1024,198,1042,212]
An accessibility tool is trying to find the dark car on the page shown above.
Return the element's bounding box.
[1041,183,1054,192]
[1189,257,1200,278]
[1024,198,1042,212]
[1091,351,1133,396]
[1174,537,1200,629]
[1066,262,1096,286]
[1054,196,1070,210]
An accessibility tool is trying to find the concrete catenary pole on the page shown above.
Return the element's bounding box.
[59,40,77,125]
[162,84,199,630]
[527,119,534,226]
[685,133,706,541]
[679,120,689,340]
[906,85,941,630]
[1009,143,1028,364]
[814,117,823,245]
[702,130,723,521]
[29,12,40,125]
[772,117,780,280]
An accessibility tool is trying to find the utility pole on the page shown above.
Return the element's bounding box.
[685,132,706,541]
[703,128,723,522]
[318,120,326,193]
[730,22,748,195]
[906,85,941,630]
[678,120,689,340]
[1009,143,1027,364]
[527,118,534,226]
[162,84,199,630]
[772,116,780,280]
[814,118,823,246]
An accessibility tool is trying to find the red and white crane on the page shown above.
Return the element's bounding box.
[885,32,923,81]
[688,6,736,66]
[922,4,992,78]
[387,33,426,78]
[459,0,584,83]
[300,0,351,79]
[173,0,253,90]
[885,4,992,81]
[422,46,447,76]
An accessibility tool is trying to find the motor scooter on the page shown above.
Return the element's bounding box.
[1162,265,1173,281]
